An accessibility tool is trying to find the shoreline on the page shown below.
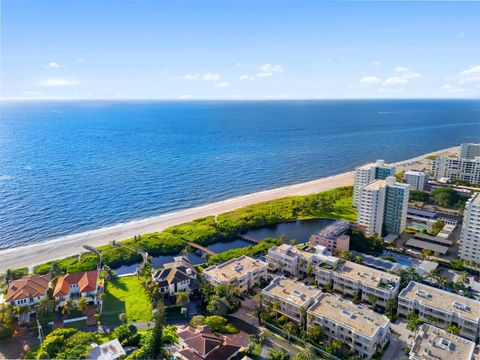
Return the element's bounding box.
[0,146,459,273]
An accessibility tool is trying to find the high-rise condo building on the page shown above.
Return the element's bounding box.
[403,170,429,191]
[431,157,480,184]
[357,177,410,237]
[461,143,480,160]
[459,192,480,263]
[353,160,395,207]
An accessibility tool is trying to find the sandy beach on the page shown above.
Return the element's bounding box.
[0,146,459,273]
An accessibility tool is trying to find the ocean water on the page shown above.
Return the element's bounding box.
[0,100,479,249]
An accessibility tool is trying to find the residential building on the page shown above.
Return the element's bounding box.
[88,339,126,360]
[175,325,242,360]
[459,192,480,263]
[262,277,322,325]
[431,157,480,184]
[53,271,100,308]
[309,220,350,252]
[315,260,401,307]
[403,170,429,191]
[307,294,390,359]
[357,177,409,237]
[153,256,199,296]
[203,256,267,292]
[353,160,396,207]
[266,244,339,278]
[409,324,475,360]
[398,281,480,342]
[5,274,51,323]
[460,143,480,160]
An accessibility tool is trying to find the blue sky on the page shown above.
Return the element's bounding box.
[1,1,479,100]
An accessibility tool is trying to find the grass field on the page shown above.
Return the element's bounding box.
[102,276,152,324]
[305,195,356,222]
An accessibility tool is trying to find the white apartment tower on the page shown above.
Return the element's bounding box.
[461,143,480,160]
[431,157,480,184]
[357,177,410,237]
[353,160,395,207]
[459,192,480,263]
[403,170,429,191]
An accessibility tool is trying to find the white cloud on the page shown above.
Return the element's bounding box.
[382,76,409,86]
[395,66,409,73]
[403,72,421,79]
[178,94,192,99]
[372,61,381,66]
[201,72,221,81]
[439,84,466,94]
[458,65,480,84]
[360,76,382,85]
[258,63,283,74]
[239,75,255,82]
[40,78,79,86]
[45,62,65,69]
[22,90,44,96]
[256,72,273,78]
[215,81,230,88]
[180,73,200,80]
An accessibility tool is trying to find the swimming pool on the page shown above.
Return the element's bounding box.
[408,224,430,231]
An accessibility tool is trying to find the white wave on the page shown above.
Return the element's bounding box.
[0,175,12,181]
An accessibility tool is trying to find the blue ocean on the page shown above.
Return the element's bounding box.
[0,100,479,249]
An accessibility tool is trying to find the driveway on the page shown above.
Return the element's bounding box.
[0,334,37,360]
[384,319,413,360]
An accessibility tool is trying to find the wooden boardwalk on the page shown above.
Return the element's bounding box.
[237,234,260,244]
[187,242,215,256]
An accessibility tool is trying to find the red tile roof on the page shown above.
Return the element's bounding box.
[5,274,51,302]
[53,271,99,297]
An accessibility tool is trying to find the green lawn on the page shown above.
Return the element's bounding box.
[306,195,356,222]
[102,276,152,324]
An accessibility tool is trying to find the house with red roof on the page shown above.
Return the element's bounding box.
[174,325,242,360]
[5,274,51,323]
[53,270,100,308]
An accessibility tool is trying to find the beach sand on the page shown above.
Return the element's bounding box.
[0,146,459,273]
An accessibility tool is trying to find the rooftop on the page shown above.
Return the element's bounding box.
[405,239,449,254]
[269,243,313,261]
[469,192,480,206]
[5,274,51,302]
[336,261,400,289]
[263,277,322,307]
[308,293,389,338]
[203,256,267,283]
[399,282,480,322]
[404,170,427,176]
[313,220,350,239]
[88,339,126,360]
[53,271,99,297]
[409,324,475,360]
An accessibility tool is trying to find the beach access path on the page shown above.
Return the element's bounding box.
[0,146,458,273]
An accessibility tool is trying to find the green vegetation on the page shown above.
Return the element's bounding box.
[429,220,445,236]
[189,315,239,334]
[410,190,430,202]
[410,187,468,210]
[102,276,152,324]
[0,305,14,340]
[207,237,282,265]
[430,187,467,209]
[349,229,384,255]
[406,313,422,331]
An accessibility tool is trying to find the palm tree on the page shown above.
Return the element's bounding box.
[299,306,306,330]
[294,345,316,360]
[49,262,62,278]
[176,291,189,307]
[76,297,88,312]
[119,312,127,324]
[37,297,55,316]
[62,299,74,316]
[283,321,296,342]
[102,265,115,281]
[272,301,281,321]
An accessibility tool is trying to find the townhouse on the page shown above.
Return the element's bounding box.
[398,281,480,342]
[266,244,339,278]
[203,256,267,292]
[315,260,401,307]
[307,293,390,359]
[409,324,475,360]
[262,277,322,325]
